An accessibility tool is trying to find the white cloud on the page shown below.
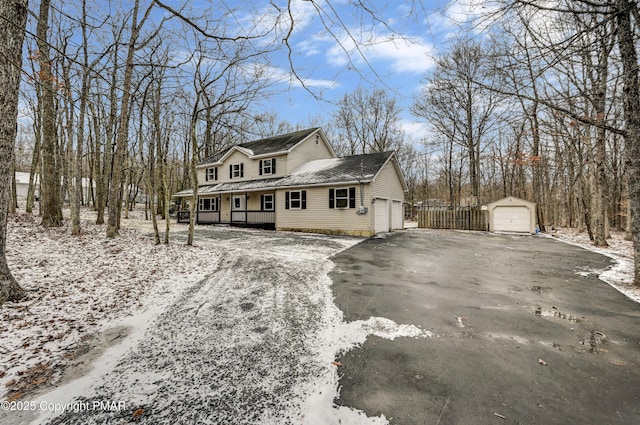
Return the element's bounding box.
[319,29,435,75]
[251,63,340,90]
[422,0,501,42]
[399,118,430,142]
[236,0,319,42]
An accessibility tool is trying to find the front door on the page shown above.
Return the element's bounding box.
[232,195,246,222]
[232,195,246,211]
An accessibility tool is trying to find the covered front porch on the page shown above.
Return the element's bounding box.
[175,189,276,229]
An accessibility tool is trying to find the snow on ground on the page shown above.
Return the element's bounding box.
[551,228,640,303]
[1,207,430,425]
[1,209,217,404]
[2,207,637,425]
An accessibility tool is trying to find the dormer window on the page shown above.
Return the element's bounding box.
[205,167,218,182]
[259,158,276,176]
[230,163,244,179]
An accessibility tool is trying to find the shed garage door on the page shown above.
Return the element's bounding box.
[493,206,531,233]
[375,198,389,234]
[391,200,403,230]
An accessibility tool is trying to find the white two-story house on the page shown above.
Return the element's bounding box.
[173,127,407,236]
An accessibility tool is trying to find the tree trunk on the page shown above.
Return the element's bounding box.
[37,0,63,227]
[616,0,640,285]
[187,101,200,246]
[143,86,161,245]
[71,0,90,236]
[0,0,28,305]
[107,0,139,238]
[26,99,41,213]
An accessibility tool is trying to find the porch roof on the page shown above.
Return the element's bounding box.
[173,151,396,198]
[173,177,283,197]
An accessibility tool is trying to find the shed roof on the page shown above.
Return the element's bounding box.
[487,196,536,208]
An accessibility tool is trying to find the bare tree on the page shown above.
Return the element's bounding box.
[0,0,28,305]
[106,0,157,238]
[485,0,640,282]
[333,87,405,155]
[413,39,500,201]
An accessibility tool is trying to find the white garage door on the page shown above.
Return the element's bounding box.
[375,198,389,234]
[391,200,403,230]
[493,206,530,233]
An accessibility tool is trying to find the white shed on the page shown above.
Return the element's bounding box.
[487,196,536,234]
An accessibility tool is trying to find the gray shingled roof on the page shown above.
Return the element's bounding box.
[175,151,396,197]
[276,151,394,187]
[199,127,319,165]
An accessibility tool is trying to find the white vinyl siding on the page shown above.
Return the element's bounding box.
[370,160,406,202]
[195,130,332,185]
[370,159,405,233]
[285,132,334,173]
[276,185,371,234]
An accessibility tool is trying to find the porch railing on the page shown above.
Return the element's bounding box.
[232,210,275,224]
[177,210,275,225]
[198,211,221,224]
[177,211,190,223]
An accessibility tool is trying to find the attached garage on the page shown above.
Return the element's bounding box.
[374,198,389,234]
[487,196,536,234]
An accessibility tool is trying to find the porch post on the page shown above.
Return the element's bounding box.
[245,191,248,224]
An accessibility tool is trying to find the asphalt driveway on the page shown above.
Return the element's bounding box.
[331,229,640,425]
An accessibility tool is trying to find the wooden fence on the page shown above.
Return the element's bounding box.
[418,209,489,231]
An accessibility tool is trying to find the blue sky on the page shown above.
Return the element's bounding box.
[214,0,484,143]
[16,0,485,147]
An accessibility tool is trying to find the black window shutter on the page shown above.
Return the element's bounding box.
[229,164,233,178]
[301,191,307,209]
[272,158,276,174]
[240,163,244,177]
[260,194,264,209]
[349,187,356,208]
[215,168,218,180]
[285,191,290,209]
[329,189,335,209]
[259,160,263,175]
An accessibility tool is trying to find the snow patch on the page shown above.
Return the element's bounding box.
[550,230,640,303]
[290,158,341,175]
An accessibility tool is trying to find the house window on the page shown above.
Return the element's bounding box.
[199,197,219,211]
[259,158,276,176]
[285,190,306,210]
[230,163,244,179]
[205,167,218,182]
[262,194,274,211]
[329,187,356,209]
